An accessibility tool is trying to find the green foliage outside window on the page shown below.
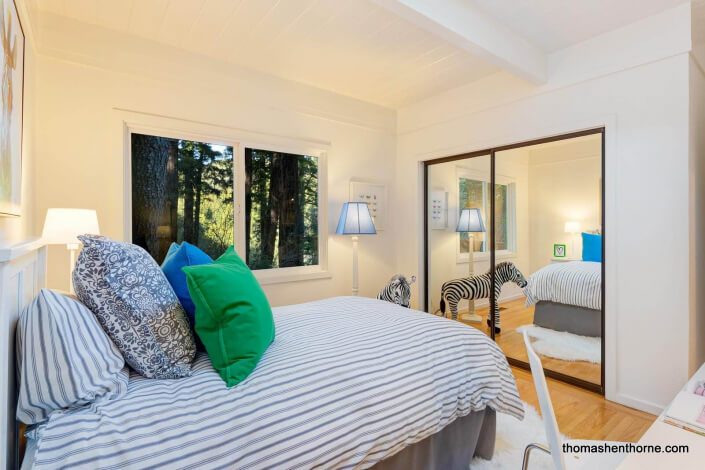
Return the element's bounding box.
[131,134,319,271]
[244,148,318,270]
[131,134,233,262]
[458,177,507,253]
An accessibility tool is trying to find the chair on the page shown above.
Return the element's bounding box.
[522,331,627,469]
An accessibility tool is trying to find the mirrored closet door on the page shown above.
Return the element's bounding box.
[427,153,492,339]
[425,129,605,392]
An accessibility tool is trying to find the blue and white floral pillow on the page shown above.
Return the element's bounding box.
[73,235,196,379]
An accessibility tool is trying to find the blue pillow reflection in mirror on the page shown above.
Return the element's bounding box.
[581,232,602,262]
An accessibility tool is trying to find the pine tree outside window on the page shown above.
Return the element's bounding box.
[130,133,325,280]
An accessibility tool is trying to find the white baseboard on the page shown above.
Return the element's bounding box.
[613,392,665,416]
[458,292,526,310]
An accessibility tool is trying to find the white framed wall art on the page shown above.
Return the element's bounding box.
[349,180,387,231]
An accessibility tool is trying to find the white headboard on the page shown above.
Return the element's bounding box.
[0,240,46,470]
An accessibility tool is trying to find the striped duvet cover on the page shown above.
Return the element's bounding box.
[26,296,523,470]
[524,261,602,310]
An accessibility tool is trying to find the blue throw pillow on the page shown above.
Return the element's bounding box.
[162,242,181,266]
[581,232,602,262]
[161,242,214,350]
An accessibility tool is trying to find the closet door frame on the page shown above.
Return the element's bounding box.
[423,127,605,394]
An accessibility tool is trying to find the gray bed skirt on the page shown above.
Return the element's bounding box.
[22,410,496,470]
[373,408,496,470]
[533,301,601,337]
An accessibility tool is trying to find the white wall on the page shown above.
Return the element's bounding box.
[397,5,694,413]
[0,2,36,247]
[31,16,399,307]
[689,55,705,375]
[499,148,531,295]
[527,137,602,273]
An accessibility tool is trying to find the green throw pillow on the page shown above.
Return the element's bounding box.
[183,246,275,387]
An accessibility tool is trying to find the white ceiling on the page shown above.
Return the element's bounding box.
[34,0,499,108]
[469,0,689,52]
[33,0,690,108]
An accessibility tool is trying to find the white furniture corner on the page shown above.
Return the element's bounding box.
[618,362,705,470]
[0,239,47,470]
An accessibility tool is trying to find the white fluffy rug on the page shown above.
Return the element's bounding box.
[516,324,601,364]
[471,403,565,470]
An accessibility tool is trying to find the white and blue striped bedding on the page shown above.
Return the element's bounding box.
[16,289,129,425]
[26,296,523,469]
[524,261,602,310]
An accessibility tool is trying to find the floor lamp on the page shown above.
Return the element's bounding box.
[456,208,486,323]
[337,202,376,296]
[42,208,100,294]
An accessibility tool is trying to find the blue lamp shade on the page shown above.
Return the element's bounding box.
[336,202,376,235]
[456,208,486,233]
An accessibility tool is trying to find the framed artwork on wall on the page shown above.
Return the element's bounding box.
[553,244,566,258]
[430,190,447,230]
[0,0,24,217]
[350,181,387,231]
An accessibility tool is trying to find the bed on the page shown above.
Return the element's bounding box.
[523,261,602,337]
[5,249,524,470]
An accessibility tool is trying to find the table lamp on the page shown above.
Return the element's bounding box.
[42,208,100,293]
[564,221,581,258]
[336,202,376,296]
[456,208,486,322]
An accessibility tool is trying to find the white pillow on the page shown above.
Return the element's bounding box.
[16,289,129,425]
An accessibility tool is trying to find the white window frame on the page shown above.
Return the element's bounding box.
[455,167,516,264]
[123,118,329,285]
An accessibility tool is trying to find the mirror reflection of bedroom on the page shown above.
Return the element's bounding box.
[426,131,604,390]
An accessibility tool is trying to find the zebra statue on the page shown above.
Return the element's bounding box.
[377,274,417,308]
[440,261,527,333]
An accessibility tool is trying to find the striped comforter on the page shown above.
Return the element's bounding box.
[27,296,523,470]
[524,261,601,310]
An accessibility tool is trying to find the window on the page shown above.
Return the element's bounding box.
[131,133,234,262]
[457,171,515,256]
[243,148,319,270]
[130,133,324,278]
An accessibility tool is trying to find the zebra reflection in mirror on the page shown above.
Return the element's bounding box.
[440,261,527,333]
[377,274,416,308]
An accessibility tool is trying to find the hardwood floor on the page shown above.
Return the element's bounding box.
[455,298,654,441]
[512,366,655,442]
[460,297,602,385]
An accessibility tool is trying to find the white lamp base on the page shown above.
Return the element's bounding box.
[466,234,476,319]
[460,313,482,323]
[351,235,359,296]
[67,243,79,295]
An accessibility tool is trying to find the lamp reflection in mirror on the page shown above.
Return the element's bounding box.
[337,202,376,296]
[42,208,100,294]
[456,208,486,322]
[564,221,581,258]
